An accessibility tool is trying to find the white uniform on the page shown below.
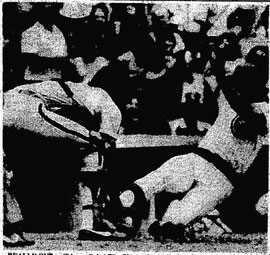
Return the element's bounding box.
[134,90,266,225]
[4,80,122,141]
[3,80,122,232]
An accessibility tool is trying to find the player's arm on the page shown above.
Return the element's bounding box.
[85,87,122,138]
[83,86,122,149]
[67,82,122,139]
[98,90,122,139]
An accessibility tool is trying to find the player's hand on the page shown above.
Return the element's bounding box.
[89,131,116,152]
[99,132,117,150]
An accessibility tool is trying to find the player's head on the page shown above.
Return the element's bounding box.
[222,45,269,141]
[224,46,268,104]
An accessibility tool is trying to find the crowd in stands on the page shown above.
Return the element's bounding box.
[3,2,269,135]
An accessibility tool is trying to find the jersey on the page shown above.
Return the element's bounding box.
[3,80,122,230]
[4,80,122,141]
[199,91,266,175]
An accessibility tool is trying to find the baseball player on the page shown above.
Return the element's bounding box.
[3,80,122,240]
[117,45,268,240]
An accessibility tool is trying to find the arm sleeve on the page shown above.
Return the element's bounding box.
[84,87,122,138]
[98,89,122,138]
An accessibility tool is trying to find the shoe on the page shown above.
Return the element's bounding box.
[148,221,186,242]
[3,233,35,247]
[116,222,137,238]
[78,229,128,241]
[93,218,117,233]
[148,221,162,241]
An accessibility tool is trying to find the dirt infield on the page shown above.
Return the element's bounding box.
[4,232,267,253]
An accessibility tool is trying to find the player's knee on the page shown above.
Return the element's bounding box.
[211,177,234,203]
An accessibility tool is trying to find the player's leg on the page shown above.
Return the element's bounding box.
[3,90,92,232]
[134,153,196,200]
[149,156,233,240]
[117,154,197,236]
[78,153,120,240]
[163,159,233,225]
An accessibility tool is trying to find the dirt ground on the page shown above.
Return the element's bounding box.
[4,232,268,253]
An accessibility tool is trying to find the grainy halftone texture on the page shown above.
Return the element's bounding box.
[2,1,268,253]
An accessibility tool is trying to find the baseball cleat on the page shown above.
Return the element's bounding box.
[148,221,186,242]
[78,229,128,241]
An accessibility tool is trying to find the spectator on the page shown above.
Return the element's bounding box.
[3,2,37,89]
[255,5,269,37]
[227,7,256,38]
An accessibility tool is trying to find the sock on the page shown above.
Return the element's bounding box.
[80,184,93,231]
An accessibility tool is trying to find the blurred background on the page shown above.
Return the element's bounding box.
[3,2,268,136]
